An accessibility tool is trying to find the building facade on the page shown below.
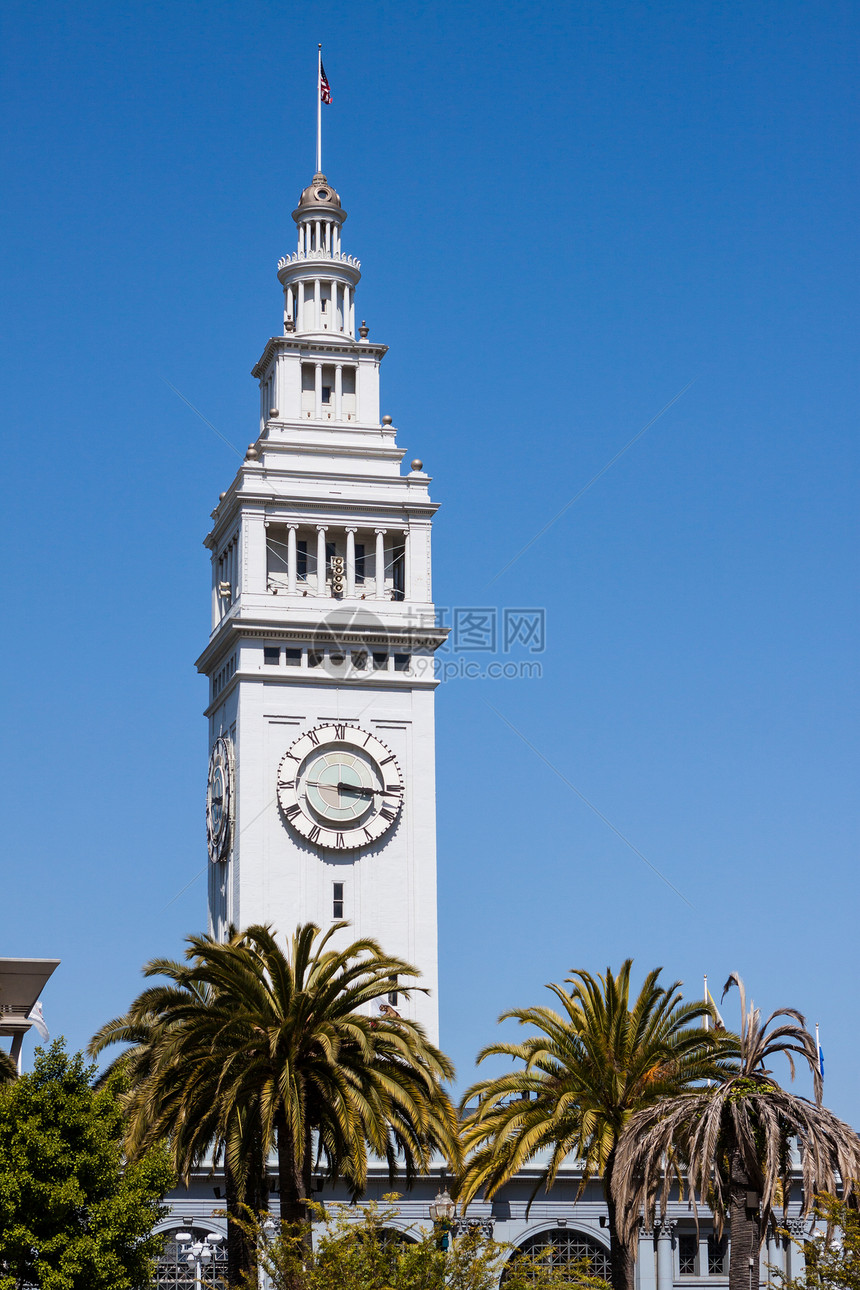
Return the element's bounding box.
[157,167,808,1290]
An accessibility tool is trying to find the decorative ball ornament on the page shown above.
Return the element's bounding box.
[277,723,404,851]
[411,459,423,472]
[245,444,259,460]
[206,736,234,862]
[269,407,279,418]
[218,492,226,501]
[382,415,393,425]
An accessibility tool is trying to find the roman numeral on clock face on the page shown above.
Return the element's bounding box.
[308,824,321,844]
[380,806,397,822]
[284,804,302,821]
[333,724,346,740]
[306,728,320,746]
[379,755,395,765]
[278,779,295,791]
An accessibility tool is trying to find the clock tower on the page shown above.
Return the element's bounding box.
[196,170,445,1041]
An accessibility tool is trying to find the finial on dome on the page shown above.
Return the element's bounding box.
[411,459,424,472]
[382,415,393,426]
[359,320,369,339]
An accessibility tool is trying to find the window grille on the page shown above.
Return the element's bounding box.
[507,1230,612,1283]
[678,1233,698,1274]
[708,1233,728,1275]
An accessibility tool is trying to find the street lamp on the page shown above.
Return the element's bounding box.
[429,1188,457,1252]
[174,1232,226,1289]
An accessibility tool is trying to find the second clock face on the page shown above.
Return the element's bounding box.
[277,723,404,851]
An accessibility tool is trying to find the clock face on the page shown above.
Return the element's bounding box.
[206,736,233,862]
[277,723,403,851]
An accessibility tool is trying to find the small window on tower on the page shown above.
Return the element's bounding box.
[297,541,308,581]
[394,654,411,672]
[321,386,332,404]
[308,650,324,669]
[332,882,344,919]
[284,649,302,666]
[388,976,398,1006]
[264,647,280,666]
[372,653,388,671]
[355,544,365,583]
[321,296,328,312]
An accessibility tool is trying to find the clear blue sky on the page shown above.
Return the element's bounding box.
[2,1,858,1121]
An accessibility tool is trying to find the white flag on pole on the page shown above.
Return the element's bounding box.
[27,1000,49,1042]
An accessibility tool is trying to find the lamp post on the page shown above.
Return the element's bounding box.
[174,1232,226,1290]
[429,1188,457,1252]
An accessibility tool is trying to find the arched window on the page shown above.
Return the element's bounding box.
[153,1226,228,1289]
[506,1229,612,1284]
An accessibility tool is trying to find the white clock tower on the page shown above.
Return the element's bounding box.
[196,169,445,1041]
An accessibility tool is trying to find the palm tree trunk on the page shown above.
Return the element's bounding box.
[728,1152,762,1290]
[604,1151,635,1290]
[276,1107,312,1245]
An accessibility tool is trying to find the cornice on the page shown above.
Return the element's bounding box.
[206,482,439,546]
[196,619,449,675]
[252,335,388,378]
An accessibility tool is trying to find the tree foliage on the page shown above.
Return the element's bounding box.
[612,976,860,1290]
[772,1195,860,1290]
[459,961,724,1290]
[89,922,461,1273]
[238,1197,611,1290]
[0,1041,173,1290]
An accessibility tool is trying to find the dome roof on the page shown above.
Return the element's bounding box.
[292,172,345,220]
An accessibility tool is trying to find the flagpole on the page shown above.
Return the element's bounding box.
[815,1022,822,1081]
[704,974,709,1032]
[317,44,322,174]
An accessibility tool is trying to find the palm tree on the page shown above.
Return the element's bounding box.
[458,962,724,1290]
[0,1049,16,1084]
[90,922,461,1247]
[612,974,860,1290]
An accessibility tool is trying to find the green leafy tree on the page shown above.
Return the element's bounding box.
[0,1050,16,1086]
[459,961,725,1290]
[0,1040,172,1290]
[612,976,860,1290]
[772,1194,860,1290]
[90,922,461,1272]
[240,1196,611,1290]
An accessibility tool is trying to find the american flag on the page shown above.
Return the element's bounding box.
[320,61,332,105]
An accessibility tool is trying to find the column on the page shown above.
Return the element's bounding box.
[375,529,386,598]
[316,526,328,596]
[334,225,340,255]
[286,286,294,323]
[315,219,321,251]
[343,283,351,336]
[287,524,298,596]
[638,1229,657,1290]
[211,551,218,626]
[403,527,411,600]
[314,278,321,331]
[314,362,322,420]
[349,292,355,337]
[786,1221,806,1283]
[335,363,343,420]
[346,528,356,599]
[656,1221,675,1290]
[298,281,305,329]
